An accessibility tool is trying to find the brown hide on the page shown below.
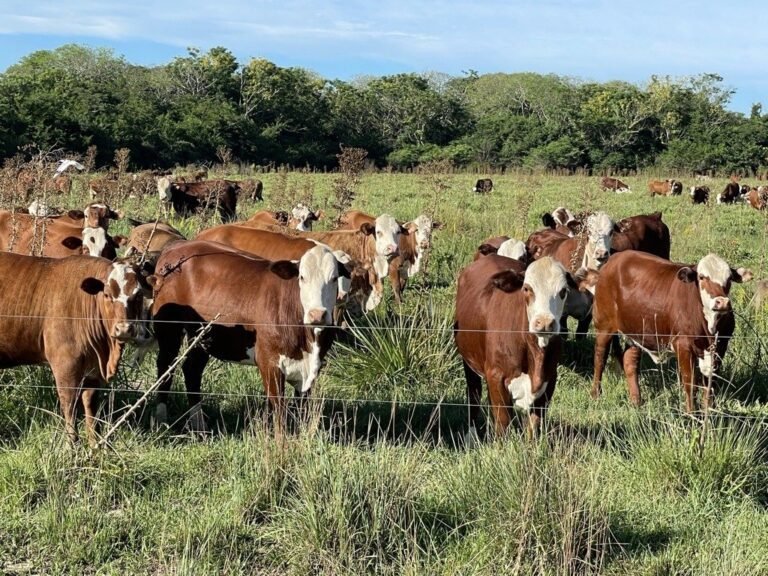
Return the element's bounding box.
[611,212,671,259]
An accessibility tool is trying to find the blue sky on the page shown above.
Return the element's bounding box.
[0,0,765,114]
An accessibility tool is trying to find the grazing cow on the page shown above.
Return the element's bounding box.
[245,203,323,231]
[592,251,752,411]
[455,255,590,437]
[46,174,72,194]
[151,241,347,431]
[746,187,768,211]
[475,236,528,264]
[542,207,580,236]
[0,253,151,443]
[718,182,749,204]
[610,212,671,260]
[600,176,630,193]
[338,211,438,304]
[527,212,617,337]
[0,211,125,259]
[472,178,493,194]
[690,185,710,205]
[123,223,186,266]
[88,178,119,200]
[194,225,372,313]
[648,179,683,197]
[238,178,264,202]
[162,179,240,222]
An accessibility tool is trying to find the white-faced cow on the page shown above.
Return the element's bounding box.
[592,251,752,411]
[648,179,683,197]
[245,203,324,232]
[474,236,528,264]
[690,185,710,205]
[600,176,630,193]
[472,178,493,194]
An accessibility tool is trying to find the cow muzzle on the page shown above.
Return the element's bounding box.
[530,315,557,334]
[112,322,134,342]
[712,297,731,312]
[305,308,330,326]
[385,244,398,257]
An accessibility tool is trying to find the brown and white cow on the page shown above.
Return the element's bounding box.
[159,178,239,221]
[746,186,768,210]
[455,255,587,438]
[245,204,323,232]
[542,207,580,236]
[718,181,749,204]
[0,253,151,443]
[648,179,683,197]
[151,241,348,431]
[600,176,630,193]
[592,251,752,411]
[690,185,710,205]
[610,212,671,260]
[475,236,528,264]
[472,178,493,194]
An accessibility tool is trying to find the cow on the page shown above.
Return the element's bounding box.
[472,178,493,194]
[338,211,438,304]
[690,186,710,205]
[610,212,671,260]
[455,255,592,438]
[542,207,580,236]
[600,176,630,193]
[150,241,348,431]
[88,177,119,200]
[526,212,617,337]
[0,253,151,443]
[238,178,264,202]
[718,182,749,204]
[0,211,126,259]
[474,236,528,264]
[746,186,768,211]
[194,225,372,314]
[245,204,323,231]
[160,179,239,222]
[592,251,752,411]
[123,223,186,266]
[648,179,683,197]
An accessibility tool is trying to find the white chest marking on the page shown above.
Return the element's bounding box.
[506,373,545,411]
[408,248,424,277]
[278,341,322,393]
[699,350,714,378]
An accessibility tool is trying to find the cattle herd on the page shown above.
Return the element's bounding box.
[0,168,762,446]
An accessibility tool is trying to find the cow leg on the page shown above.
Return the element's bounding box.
[675,344,696,413]
[389,263,403,305]
[486,371,512,438]
[592,331,613,399]
[575,312,592,340]
[257,357,287,436]
[81,377,103,447]
[50,363,84,444]
[181,347,210,433]
[153,321,185,427]
[463,360,483,444]
[622,346,642,406]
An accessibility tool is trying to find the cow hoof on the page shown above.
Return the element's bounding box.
[590,388,601,400]
[151,403,168,430]
[463,425,480,449]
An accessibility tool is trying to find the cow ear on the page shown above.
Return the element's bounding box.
[270,260,299,280]
[113,235,128,247]
[431,220,444,230]
[612,222,624,234]
[67,209,85,220]
[491,270,525,292]
[109,209,123,220]
[731,267,753,283]
[127,217,145,227]
[314,210,324,221]
[61,236,83,249]
[81,277,105,295]
[572,268,600,292]
[566,221,582,235]
[542,213,556,229]
[360,223,375,235]
[477,243,498,256]
[677,267,697,283]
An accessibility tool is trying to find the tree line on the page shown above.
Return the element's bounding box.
[1,44,766,174]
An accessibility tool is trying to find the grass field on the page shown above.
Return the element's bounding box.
[1,171,767,575]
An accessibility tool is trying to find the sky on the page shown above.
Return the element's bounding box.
[0,0,766,114]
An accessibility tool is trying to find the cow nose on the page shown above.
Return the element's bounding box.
[531,316,556,333]
[386,244,398,256]
[112,322,132,341]
[713,297,731,311]
[306,308,328,325]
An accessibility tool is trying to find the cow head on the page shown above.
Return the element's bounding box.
[295,244,345,327]
[582,212,616,269]
[157,176,172,202]
[291,203,323,231]
[360,213,406,279]
[405,214,434,251]
[677,254,753,333]
[83,203,122,230]
[81,262,152,343]
[496,238,528,263]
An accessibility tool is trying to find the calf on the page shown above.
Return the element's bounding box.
[151,241,347,431]
[475,236,528,264]
[592,251,752,411]
[718,182,749,204]
[472,178,493,194]
[455,255,583,437]
[648,179,683,197]
[161,179,239,221]
[123,223,186,266]
[690,185,710,205]
[0,254,151,443]
[746,186,768,210]
[610,212,671,260]
[245,203,323,231]
[600,176,630,193]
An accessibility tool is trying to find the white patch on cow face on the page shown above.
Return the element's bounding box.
[583,212,614,269]
[507,373,546,411]
[106,263,149,342]
[291,203,313,231]
[374,213,401,260]
[406,214,433,276]
[157,176,171,202]
[298,245,338,326]
[278,341,322,393]
[82,226,108,257]
[497,239,527,262]
[523,257,569,348]
[696,254,733,333]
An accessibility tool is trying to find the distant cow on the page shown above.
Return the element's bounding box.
[690,186,710,205]
[610,212,671,260]
[600,176,630,193]
[718,182,749,204]
[592,251,752,411]
[648,179,683,197]
[0,253,151,443]
[472,178,493,194]
[746,187,768,211]
[160,179,240,222]
[455,255,590,438]
[238,178,264,202]
[151,241,348,431]
[245,204,323,232]
[474,236,528,264]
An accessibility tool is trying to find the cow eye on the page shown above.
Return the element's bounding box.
[698,274,704,281]
[559,288,567,298]
[299,275,305,282]
[377,231,382,237]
